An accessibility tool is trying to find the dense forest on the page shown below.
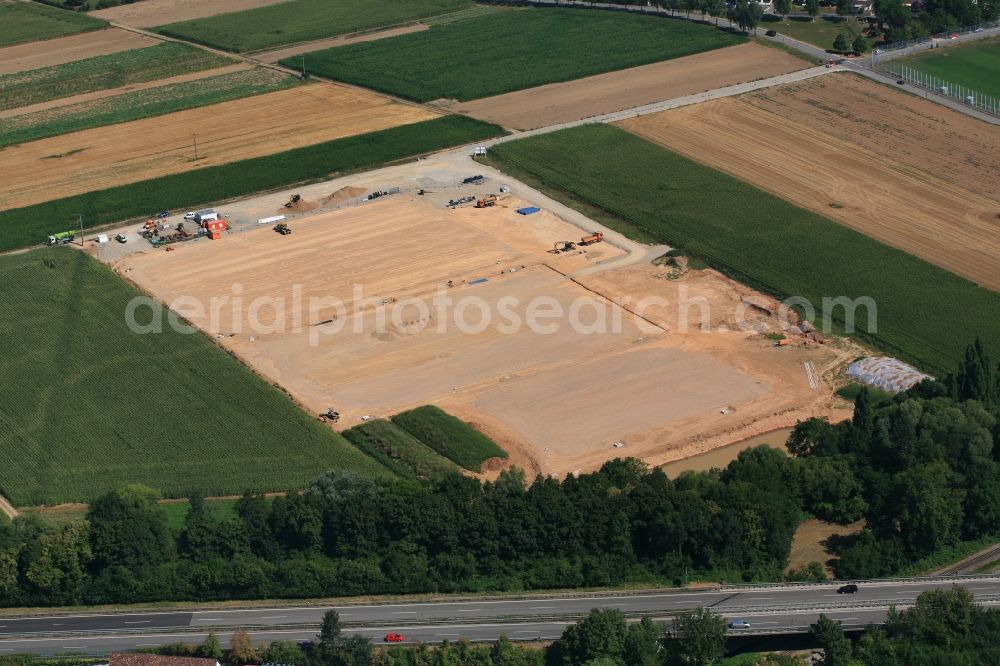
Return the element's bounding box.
[0,340,996,607]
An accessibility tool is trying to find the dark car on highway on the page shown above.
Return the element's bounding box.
[838,584,859,594]
[765,29,777,36]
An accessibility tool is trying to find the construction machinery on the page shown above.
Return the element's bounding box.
[476,194,498,208]
[284,194,301,208]
[579,231,604,246]
[274,222,292,235]
[550,240,577,254]
[446,195,476,208]
[319,408,340,423]
[463,174,485,185]
[47,230,76,245]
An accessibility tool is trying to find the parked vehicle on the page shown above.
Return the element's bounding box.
[115,233,128,243]
[765,29,777,36]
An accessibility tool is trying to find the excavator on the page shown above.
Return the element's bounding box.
[475,194,498,208]
[284,194,301,208]
[550,240,577,254]
[274,222,291,235]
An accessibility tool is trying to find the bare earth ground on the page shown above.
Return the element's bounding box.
[446,43,807,130]
[0,28,156,75]
[618,74,1000,290]
[788,518,864,576]
[257,24,429,63]
[115,166,850,477]
[0,63,251,120]
[0,83,438,211]
[89,0,290,28]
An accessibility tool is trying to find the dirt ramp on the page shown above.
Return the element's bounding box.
[323,185,366,205]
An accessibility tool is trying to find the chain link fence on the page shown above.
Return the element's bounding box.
[871,22,1000,118]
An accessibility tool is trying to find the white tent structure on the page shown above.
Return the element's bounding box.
[847,357,933,394]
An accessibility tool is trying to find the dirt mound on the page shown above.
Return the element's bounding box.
[323,185,366,206]
[280,199,318,214]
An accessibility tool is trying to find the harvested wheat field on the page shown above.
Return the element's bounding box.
[448,43,806,130]
[0,28,155,75]
[619,73,1000,290]
[0,83,438,211]
[117,185,849,477]
[89,0,289,27]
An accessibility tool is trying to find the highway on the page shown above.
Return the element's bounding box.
[3,576,1000,655]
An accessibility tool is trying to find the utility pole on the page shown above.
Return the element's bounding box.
[192,133,199,160]
[301,55,307,79]
[75,213,83,246]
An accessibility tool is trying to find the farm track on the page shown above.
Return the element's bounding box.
[0,63,252,120]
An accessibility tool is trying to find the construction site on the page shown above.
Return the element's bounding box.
[110,154,854,477]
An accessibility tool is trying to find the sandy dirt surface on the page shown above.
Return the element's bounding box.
[619,74,1000,290]
[788,518,864,576]
[0,63,251,120]
[0,28,156,75]
[89,0,290,28]
[257,24,429,63]
[0,83,438,211]
[447,43,807,130]
[115,164,850,478]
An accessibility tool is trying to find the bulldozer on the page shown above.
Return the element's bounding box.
[550,240,577,254]
[283,194,301,208]
[274,222,291,235]
[475,194,498,208]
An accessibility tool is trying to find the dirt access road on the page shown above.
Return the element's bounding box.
[0,83,437,211]
[620,74,1000,290]
[448,42,807,130]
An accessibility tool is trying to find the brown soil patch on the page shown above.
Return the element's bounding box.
[0,28,155,75]
[323,185,366,205]
[448,43,807,130]
[117,193,849,478]
[0,83,438,211]
[280,198,319,214]
[89,0,291,28]
[257,24,429,63]
[618,74,1000,290]
[789,518,864,576]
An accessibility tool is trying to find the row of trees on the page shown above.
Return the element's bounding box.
[0,447,805,606]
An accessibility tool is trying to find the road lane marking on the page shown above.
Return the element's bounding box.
[438,633,461,637]
[61,646,86,650]
[457,609,478,612]
[195,618,224,621]
[393,612,417,615]
[137,644,160,647]
[894,590,921,594]
[970,587,994,591]
[749,597,774,600]
[260,616,287,619]
[125,621,150,624]
[529,607,554,610]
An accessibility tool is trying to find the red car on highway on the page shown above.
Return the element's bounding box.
[385,633,405,643]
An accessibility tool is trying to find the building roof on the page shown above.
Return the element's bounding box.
[110,653,220,666]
